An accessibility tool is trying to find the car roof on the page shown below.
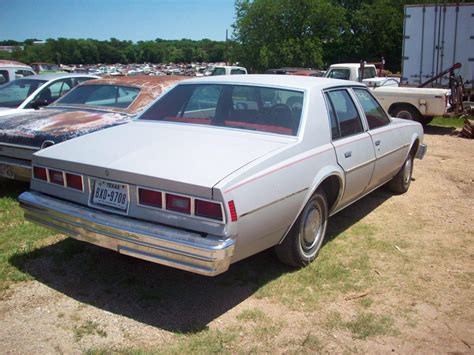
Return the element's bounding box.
[180,74,364,91]
[19,73,99,81]
[0,59,32,68]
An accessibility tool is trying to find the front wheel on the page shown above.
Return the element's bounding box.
[387,153,413,194]
[274,191,328,267]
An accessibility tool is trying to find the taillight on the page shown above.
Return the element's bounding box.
[138,188,162,208]
[166,194,191,214]
[195,199,223,221]
[66,173,83,191]
[228,200,238,222]
[33,166,47,181]
[48,169,64,185]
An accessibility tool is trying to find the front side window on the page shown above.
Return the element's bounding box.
[55,84,140,109]
[0,70,8,84]
[211,68,226,76]
[353,88,390,129]
[326,89,363,138]
[140,84,303,136]
[0,79,46,108]
[230,69,246,75]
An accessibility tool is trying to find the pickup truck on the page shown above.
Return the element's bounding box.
[325,63,449,125]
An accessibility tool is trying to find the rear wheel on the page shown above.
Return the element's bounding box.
[390,104,422,123]
[274,191,328,267]
[387,152,413,194]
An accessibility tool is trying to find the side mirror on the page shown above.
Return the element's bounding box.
[30,100,49,110]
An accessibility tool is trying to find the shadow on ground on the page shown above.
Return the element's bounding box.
[10,187,392,333]
[424,125,459,136]
[0,178,29,199]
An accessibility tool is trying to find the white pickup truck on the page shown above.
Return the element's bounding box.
[325,63,449,125]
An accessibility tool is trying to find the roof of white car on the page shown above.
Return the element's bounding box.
[181,74,362,90]
[22,73,99,81]
[329,63,376,68]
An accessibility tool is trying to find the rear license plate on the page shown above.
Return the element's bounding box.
[92,179,129,210]
[0,163,15,179]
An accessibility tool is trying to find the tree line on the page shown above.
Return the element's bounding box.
[0,38,227,65]
[0,0,464,72]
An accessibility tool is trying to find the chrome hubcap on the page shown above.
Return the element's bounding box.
[301,205,322,252]
[397,111,413,120]
[403,158,412,185]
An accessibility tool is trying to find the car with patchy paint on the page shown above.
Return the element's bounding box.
[19,75,427,276]
[0,73,98,117]
[0,75,185,181]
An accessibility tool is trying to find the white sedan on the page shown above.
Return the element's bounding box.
[20,75,426,276]
[0,73,98,117]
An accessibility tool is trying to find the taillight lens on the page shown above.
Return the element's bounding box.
[139,188,162,208]
[48,169,64,185]
[66,173,83,191]
[33,166,47,181]
[166,194,191,214]
[195,199,223,221]
[228,200,238,222]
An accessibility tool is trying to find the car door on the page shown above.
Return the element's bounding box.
[325,89,376,208]
[352,88,408,190]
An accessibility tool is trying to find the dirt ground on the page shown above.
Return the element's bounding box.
[0,126,472,354]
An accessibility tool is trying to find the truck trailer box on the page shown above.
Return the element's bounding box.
[402,3,473,88]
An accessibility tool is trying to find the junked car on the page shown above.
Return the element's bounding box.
[0,60,36,86]
[19,75,427,276]
[0,73,98,117]
[0,75,185,181]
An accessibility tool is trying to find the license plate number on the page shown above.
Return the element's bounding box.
[92,179,129,210]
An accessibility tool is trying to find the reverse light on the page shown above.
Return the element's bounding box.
[33,166,47,181]
[166,194,191,214]
[195,199,223,221]
[139,188,162,208]
[48,169,64,186]
[228,200,238,222]
[65,173,83,191]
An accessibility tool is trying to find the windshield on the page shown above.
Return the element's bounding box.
[0,79,47,108]
[140,84,303,136]
[54,84,141,109]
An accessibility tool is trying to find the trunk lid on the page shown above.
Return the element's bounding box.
[34,121,290,198]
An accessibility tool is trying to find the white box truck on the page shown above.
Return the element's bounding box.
[401,3,473,88]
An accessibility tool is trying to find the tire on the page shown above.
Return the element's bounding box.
[387,152,413,194]
[274,190,328,268]
[389,104,422,123]
[419,116,433,126]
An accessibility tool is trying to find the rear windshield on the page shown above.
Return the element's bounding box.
[0,78,47,108]
[139,84,303,136]
[54,84,140,109]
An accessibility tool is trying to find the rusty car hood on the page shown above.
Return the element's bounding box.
[0,106,132,148]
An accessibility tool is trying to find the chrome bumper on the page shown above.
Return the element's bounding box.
[0,156,31,181]
[415,143,427,160]
[19,191,235,276]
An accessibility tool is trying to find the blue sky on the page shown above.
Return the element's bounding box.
[0,0,236,42]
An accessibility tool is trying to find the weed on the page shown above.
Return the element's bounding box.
[73,320,107,341]
[236,308,267,322]
[344,313,396,340]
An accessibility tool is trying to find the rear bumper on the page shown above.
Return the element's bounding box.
[19,191,235,276]
[415,143,427,160]
[0,156,31,181]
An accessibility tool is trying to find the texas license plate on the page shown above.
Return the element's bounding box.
[92,179,129,210]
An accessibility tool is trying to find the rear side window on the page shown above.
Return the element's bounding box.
[325,89,363,138]
[353,88,390,129]
[326,69,350,80]
[230,69,246,75]
[0,70,8,84]
[56,84,140,109]
[140,84,303,136]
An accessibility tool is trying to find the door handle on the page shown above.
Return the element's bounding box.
[344,151,352,158]
[375,140,381,146]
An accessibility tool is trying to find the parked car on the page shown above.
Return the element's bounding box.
[0,75,185,181]
[30,62,63,74]
[19,75,426,276]
[0,73,99,117]
[0,60,36,86]
[211,65,248,75]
